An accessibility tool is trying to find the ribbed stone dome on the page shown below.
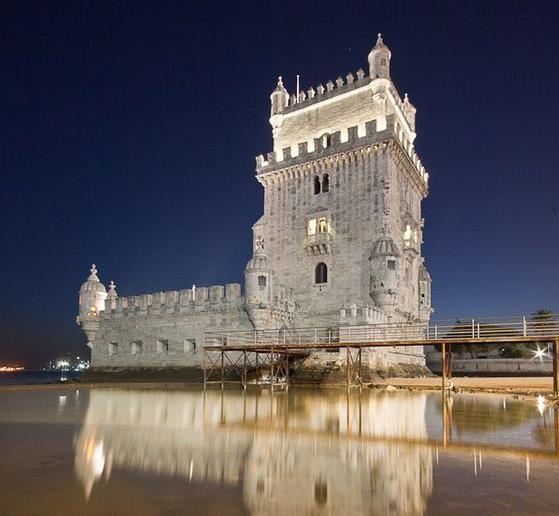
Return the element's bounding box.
[245,253,272,272]
[419,263,431,280]
[371,238,400,257]
[79,264,107,294]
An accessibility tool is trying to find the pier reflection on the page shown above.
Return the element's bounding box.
[74,388,559,515]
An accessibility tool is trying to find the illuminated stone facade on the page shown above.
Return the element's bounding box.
[77,35,432,369]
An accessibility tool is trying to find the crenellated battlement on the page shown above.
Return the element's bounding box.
[283,68,371,114]
[100,283,244,320]
[255,114,429,186]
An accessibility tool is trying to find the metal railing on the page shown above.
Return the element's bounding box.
[204,314,559,348]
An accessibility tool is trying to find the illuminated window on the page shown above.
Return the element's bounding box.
[322,174,329,193]
[321,133,331,148]
[307,218,317,236]
[317,217,328,234]
[313,176,321,195]
[315,262,328,284]
[156,339,169,354]
[131,341,143,355]
[109,342,118,356]
[258,275,267,287]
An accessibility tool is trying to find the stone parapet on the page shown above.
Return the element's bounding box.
[255,114,429,188]
[99,283,244,320]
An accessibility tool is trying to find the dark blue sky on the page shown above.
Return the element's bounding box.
[2,1,558,366]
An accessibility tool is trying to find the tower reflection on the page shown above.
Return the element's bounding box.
[74,388,433,514]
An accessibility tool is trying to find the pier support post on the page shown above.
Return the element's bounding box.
[346,345,351,390]
[553,338,559,398]
[441,341,446,393]
[242,350,247,389]
[220,350,224,390]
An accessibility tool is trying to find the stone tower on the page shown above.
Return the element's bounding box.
[251,34,432,328]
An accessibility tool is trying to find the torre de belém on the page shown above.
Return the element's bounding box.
[77,35,433,373]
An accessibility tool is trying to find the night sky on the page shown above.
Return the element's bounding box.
[2,1,558,366]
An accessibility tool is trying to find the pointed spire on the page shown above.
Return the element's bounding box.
[107,280,118,299]
[274,75,285,92]
[87,264,99,281]
[375,33,386,48]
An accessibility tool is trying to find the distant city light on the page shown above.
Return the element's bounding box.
[0,366,25,373]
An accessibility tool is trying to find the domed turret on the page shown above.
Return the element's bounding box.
[418,262,432,321]
[368,33,391,80]
[245,251,273,307]
[77,264,107,345]
[270,76,289,116]
[369,238,399,309]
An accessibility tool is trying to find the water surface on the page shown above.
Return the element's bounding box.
[0,387,558,515]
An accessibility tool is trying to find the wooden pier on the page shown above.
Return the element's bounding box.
[202,314,559,395]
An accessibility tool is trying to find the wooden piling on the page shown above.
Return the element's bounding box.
[553,338,559,398]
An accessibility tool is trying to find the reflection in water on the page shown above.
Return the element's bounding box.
[73,388,559,515]
[75,389,433,515]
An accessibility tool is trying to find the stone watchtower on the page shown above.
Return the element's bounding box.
[250,34,432,328]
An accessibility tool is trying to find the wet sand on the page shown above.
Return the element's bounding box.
[371,376,555,395]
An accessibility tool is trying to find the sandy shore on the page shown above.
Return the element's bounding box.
[371,376,556,396]
[0,376,557,397]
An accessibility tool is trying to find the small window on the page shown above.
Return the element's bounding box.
[381,58,387,66]
[321,133,331,148]
[387,260,396,270]
[258,275,267,287]
[313,176,321,195]
[315,262,328,284]
[109,342,118,356]
[184,339,196,353]
[322,174,329,193]
[157,339,169,354]
[131,341,143,355]
[317,217,328,234]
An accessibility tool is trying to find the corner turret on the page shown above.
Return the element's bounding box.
[418,262,432,321]
[76,264,107,346]
[270,76,289,117]
[368,33,391,80]
[369,238,399,310]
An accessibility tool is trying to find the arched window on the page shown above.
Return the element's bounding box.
[322,174,329,193]
[321,133,331,148]
[313,176,321,195]
[315,262,328,284]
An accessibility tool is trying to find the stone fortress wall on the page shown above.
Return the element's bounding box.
[77,34,433,371]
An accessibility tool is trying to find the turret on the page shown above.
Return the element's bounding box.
[76,264,107,346]
[270,76,289,116]
[418,262,432,321]
[368,33,391,80]
[369,238,399,309]
[244,242,275,328]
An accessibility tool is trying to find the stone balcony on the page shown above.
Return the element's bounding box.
[305,232,333,255]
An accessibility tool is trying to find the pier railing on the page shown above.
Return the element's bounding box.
[204,313,559,348]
